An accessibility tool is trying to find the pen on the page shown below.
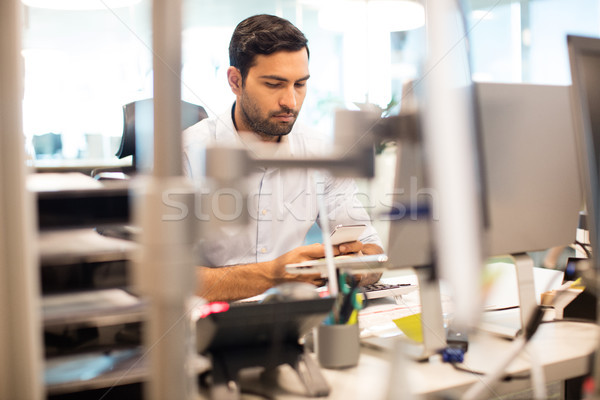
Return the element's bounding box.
[325,272,364,325]
[346,309,358,325]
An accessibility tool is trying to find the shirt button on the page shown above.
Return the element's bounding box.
[260,247,267,254]
[261,209,268,215]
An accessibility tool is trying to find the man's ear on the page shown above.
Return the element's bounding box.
[227,66,242,95]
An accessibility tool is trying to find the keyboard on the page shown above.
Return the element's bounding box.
[362,282,417,300]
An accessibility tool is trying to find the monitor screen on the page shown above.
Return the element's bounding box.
[568,34,600,271]
[476,82,582,257]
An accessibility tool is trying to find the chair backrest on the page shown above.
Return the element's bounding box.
[114,99,208,172]
[32,132,62,158]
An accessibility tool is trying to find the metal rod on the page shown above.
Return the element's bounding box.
[140,1,196,399]
[0,0,43,398]
[153,0,182,178]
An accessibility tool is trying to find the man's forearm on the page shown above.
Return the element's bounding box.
[194,242,369,302]
[196,261,275,302]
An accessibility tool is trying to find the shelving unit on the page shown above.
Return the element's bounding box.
[32,175,145,398]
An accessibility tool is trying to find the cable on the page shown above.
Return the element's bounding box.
[461,335,528,400]
[450,363,530,381]
[575,240,592,258]
[450,362,484,376]
[462,306,546,400]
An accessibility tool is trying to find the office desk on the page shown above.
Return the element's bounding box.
[236,313,598,400]
[234,266,598,400]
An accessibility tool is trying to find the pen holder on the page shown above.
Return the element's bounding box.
[315,323,360,369]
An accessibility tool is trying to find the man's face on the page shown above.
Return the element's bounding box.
[237,49,309,140]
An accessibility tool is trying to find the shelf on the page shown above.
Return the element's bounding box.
[45,348,210,396]
[43,289,145,328]
[29,173,130,229]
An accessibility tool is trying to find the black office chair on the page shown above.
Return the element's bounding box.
[93,99,208,240]
[92,99,208,179]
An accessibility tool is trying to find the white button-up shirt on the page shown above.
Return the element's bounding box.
[183,106,382,267]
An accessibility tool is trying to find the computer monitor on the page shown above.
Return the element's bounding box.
[386,7,581,341]
[567,33,600,394]
[476,81,582,257]
[388,82,581,338]
[475,82,582,336]
[567,35,600,272]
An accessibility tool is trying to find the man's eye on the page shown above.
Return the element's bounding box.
[295,82,306,88]
[265,82,280,88]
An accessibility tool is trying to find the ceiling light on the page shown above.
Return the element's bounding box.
[21,0,141,10]
[318,0,425,32]
[369,0,425,32]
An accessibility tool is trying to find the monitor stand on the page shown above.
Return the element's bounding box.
[513,253,538,336]
[403,265,447,360]
[208,342,329,400]
[479,253,538,339]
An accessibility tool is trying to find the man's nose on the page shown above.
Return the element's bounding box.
[280,86,297,110]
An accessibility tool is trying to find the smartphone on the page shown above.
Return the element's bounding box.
[329,224,367,245]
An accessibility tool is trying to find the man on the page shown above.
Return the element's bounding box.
[183,14,383,302]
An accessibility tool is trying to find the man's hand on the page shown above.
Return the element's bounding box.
[337,241,363,255]
[347,242,385,286]
[270,241,368,286]
[282,241,385,287]
[270,243,329,286]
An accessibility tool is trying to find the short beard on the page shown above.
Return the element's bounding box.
[238,91,298,140]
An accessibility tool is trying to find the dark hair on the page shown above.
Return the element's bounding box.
[229,14,309,83]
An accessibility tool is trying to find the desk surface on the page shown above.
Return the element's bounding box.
[236,312,598,400]
[235,267,599,400]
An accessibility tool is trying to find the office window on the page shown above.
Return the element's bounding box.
[466,0,600,84]
[21,0,600,166]
[180,1,424,133]
[22,1,152,163]
[22,0,421,165]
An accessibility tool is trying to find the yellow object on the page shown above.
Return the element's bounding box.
[347,309,358,325]
[393,313,423,343]
[570,277,585,291]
